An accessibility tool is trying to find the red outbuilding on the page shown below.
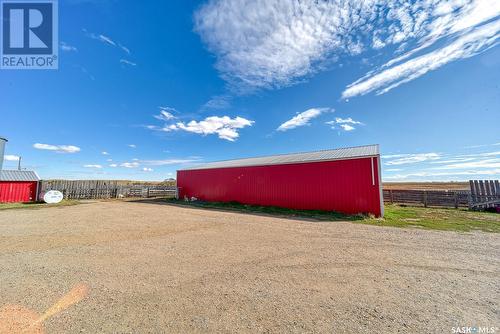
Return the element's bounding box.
[177,145,384,217]
[0,170,40,203]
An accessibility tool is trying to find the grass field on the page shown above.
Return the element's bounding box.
[168,200,500,233]
[383,182,469,190]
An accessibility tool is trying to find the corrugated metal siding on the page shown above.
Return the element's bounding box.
[181,144,379,171]
[178,157,383,217]
[0,181,38,202]
[0,170,40,181]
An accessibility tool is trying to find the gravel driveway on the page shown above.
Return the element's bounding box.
[0,200,498,333]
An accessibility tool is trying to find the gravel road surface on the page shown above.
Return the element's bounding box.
[0,200,498,333]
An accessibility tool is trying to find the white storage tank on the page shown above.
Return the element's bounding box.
[0,137,7,171]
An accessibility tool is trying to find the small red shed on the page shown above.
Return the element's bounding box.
[0,170,41,203]
[177,145,384,217]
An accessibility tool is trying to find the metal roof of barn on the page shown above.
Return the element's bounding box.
[180,144,379,171]
[0,170,40,181]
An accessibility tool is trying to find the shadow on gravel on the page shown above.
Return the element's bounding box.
[127,198,366,223]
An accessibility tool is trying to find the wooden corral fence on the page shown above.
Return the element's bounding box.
[469,180,500,210]
[39,180,176,200]
[383,189,470,208]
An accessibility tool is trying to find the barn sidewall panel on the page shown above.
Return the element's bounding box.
[178,157,382,216]
[0,181,38,203]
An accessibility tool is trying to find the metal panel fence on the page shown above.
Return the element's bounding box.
[469,180,500,209]
[39,180,176,200]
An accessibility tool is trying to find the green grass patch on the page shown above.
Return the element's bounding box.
[364,205,500,233]
[0,200,80,211]
[167,199,500,233]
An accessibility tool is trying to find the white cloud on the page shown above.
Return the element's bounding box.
[384,153,441,165]
[277,108,331,132]
[109,163,118,167]
[195,0,500,94]
[128,144,137,148]
[334,117,362,125]
[162,116,254,141]
[33,143,81,153]
[101,151,109,155]
[60,42,77,52]
[83,164,102,169]
[326,116,363,131]
[120,59,137,66]
[142,167,153,172]
[340,124,355,131]
[4,155,20,161]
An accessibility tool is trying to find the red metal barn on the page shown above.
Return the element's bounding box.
[0,170,40,203]
[177,145,384,217]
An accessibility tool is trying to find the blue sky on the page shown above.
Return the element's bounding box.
[1,0,499,181]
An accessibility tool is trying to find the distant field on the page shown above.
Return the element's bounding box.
[383,182,469,190]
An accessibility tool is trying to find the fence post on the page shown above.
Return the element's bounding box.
[389,189,394,204]
[454,192,458,209]
[423,191,428,208]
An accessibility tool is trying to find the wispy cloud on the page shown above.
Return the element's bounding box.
[121,162,140,168]
[33,143,81,153]
[83,164,102,169]
[120,59,137,66]
[118,43,130,55]
[154,107,177,121]
[195,0,500,95]
[60,41,77,52]
[101,151,109,155]
[202,95,232,110]
[142,167,153,172]
[384,153,441,165]
[83,29,132,55]
[3,155,20,161]
[383,147,500,180]
[342,19,500,98]
[140,159,199,166]
[433,158,500,170]
[385,169,500,180]
[277,108,331,132]
[128,144,137,148]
